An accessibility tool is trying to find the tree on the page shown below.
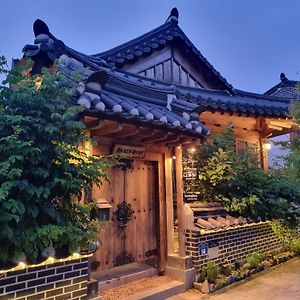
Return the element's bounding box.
[0,57,112,267]
[193,125,300,226]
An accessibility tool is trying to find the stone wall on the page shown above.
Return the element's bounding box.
[185,222,282,274]
[0,255,89,300]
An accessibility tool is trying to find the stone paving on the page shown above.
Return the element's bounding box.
[168,258,300,300]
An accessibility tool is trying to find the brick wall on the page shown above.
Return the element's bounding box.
[0,255,89,300]
[185,222,282,274]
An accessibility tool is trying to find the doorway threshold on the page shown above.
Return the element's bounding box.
[91,263,157,291]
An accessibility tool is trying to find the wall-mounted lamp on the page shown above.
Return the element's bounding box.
[190,147,196,153]
[264,140,272,150]
[171,148,176,159]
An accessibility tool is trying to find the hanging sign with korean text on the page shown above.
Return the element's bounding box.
[113,144,146,158]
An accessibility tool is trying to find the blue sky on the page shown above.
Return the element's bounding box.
[0,0,299,93]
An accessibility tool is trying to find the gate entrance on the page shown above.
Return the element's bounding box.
[92,159,158,270]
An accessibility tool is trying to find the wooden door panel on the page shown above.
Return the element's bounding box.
[92,160,157,270]
[124,161,157,264]
[92,167,125,270]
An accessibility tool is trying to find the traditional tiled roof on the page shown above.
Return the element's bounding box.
[265,73,300,99]
[175,85,291,118]
[21,18,293,124]
[20,19,210,138]
[196,215,248,230]
[186,202,248,230]
[91,8,233,91]
[58,55,211,137]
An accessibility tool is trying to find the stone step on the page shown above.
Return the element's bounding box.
[126,280,185,300]
[91,263,157,291]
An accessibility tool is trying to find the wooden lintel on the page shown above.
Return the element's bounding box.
[201,111,257,131]
[108,125,141,139]
[269,120,293,129]
[84,119,103,130]
[154,135,180,144]
[126,128,150,140]
[182,139,201,148]
[142,132,169,143]
[134,130,160,142]
[269,124,283,131]
[91,121,123,136]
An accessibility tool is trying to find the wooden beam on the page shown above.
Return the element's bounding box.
[108,125,141,139]
[269,124,284,131]
[132,130,160,142]
[84,119,103,130]
[269,120,293,129]
[126,128,151,140]
[141,131,168,143]
[91,121,123,136]
[154,135,181,144]
[165,148,175,254]
[200,111,257,131]
[175,146,186,257]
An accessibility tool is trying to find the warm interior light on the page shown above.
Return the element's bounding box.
[34,76,42,89]
[264,141,272,150]
[172,155,176,160]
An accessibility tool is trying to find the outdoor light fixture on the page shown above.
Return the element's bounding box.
[171,148,176,159]
[190,147,196,152]
[264,140,272,150]
[0,253,91,274]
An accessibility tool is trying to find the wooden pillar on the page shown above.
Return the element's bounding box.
[157,156,167,273]
[164,149,174,254]
[175,146,186,257]
[263,145,269,170]
[259,137,268,170]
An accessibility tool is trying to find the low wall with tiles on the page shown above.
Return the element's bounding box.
[185,221,282,275]
[0,254,89,300]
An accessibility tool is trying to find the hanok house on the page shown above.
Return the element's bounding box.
[9,8,299,297]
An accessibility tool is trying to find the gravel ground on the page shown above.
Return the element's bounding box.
[99,276,175,300]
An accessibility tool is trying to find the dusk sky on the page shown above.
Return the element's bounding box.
[0,0,299,94]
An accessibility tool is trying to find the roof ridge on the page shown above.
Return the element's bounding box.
[235,89,291,103]
[89,14,233,91]
[91,21,176,57]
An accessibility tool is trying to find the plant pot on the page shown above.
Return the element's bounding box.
[55,247,71,259]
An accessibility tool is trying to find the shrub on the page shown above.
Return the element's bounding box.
[201,261,219,283]
[290,239,300,255]
[192,125,300,226]
[246,252,264,268]
[0,57,112,266]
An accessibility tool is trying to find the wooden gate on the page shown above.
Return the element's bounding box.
[92,159,158,270]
